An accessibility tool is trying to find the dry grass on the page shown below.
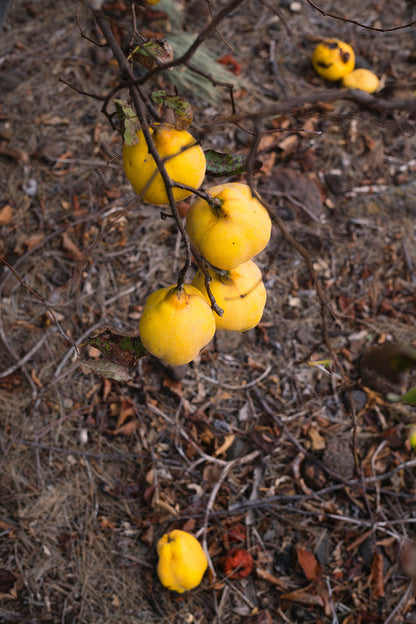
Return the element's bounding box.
[1,1,416,623]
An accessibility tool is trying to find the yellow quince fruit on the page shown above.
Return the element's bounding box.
[408,425,416,450]
[186,183,271,271]
[342,68,380,93]
[138,284,215,366]
[157,529,208,593]
[192,260,267,332]
[122,123,206,205]
[312,38,355,81]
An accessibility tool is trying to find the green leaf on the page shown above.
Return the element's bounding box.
[114,99,140,146]
[151,90,167,106]
[80,359,133,382]
[151,91,193,130]
[205,149,262,177]
[399,387,416,405]
[130,39,174,70]
[86,329,147,369]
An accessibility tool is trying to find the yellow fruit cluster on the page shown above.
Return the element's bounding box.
[123,119,271,366]
[312,39,380,93]
[138,182,271,366]
[187,182,270,333]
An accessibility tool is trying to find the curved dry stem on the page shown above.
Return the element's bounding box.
[94,12,193,287]
[92,10,231,310]
[0,257,79,358]
[305,0,416,32]
[172,182,222,209]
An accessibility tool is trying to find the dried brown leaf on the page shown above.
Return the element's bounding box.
[255,567,291,591]
[280,585,325,608]
[61,232,84,262]
[214,434,235,457]
[35,113,70,125]
[112,420,139,436]
[370,551,385,598]
[0,568,23,600]
[0,204,13,225]
[297,547,321,581]
[80,359,133,381]
[0,143,29,164]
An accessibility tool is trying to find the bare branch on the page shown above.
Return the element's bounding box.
[305,0,416,32]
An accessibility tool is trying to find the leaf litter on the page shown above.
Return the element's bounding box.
[1,1,416,623]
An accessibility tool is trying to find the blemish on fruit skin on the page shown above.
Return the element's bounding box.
[312,39,355,81]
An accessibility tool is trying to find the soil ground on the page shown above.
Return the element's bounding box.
[1,1,416,623]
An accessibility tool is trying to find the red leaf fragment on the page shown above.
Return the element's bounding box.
[223,547,253,579]
[216,54,242,75]
[297,547,321,581]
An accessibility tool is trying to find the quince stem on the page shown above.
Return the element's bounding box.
[173,183,222,209]
[95,15,193,292]
[95,13,225,315]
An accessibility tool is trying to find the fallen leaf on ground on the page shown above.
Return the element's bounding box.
[0,204,13,225]
[370,551,385,599]
[297,547,321,581]
[61,232,84,261]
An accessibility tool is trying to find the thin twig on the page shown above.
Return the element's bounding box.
[94,13,192,283]
[305,0,416,32]
[0,257,78,354]
[383,581,414,624]
[198,364,272,390]
[199,450,261,578]
[0,329,54,379]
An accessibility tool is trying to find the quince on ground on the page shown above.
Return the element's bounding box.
[342,68,380,93]
[156,529,208,593]
[192,260,267,332]
[186,183,271,271]
[138,284,215,366]
[312,39,355,81]
[122,123,206,205]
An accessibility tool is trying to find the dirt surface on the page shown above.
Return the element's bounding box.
[1,1,416,623]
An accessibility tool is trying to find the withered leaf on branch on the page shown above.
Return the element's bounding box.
[80,359,133,382]
[205,149,262,177]
[114,99,140,146]
[130,39,174,70]
[86,329,147,369]
[400,386,416,405]
[151,90,193,130]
